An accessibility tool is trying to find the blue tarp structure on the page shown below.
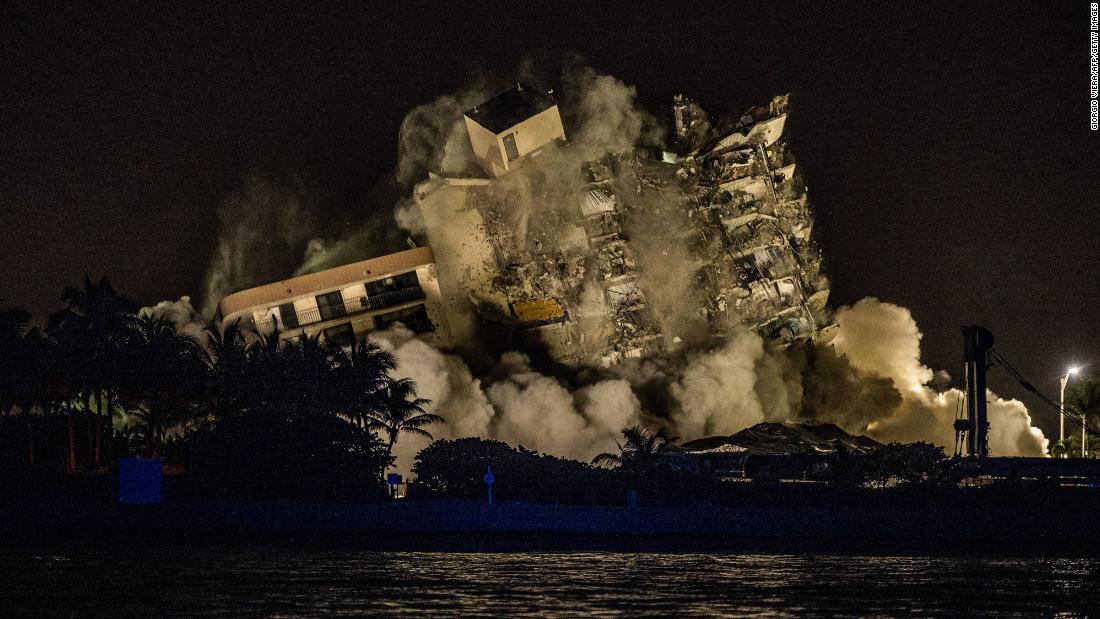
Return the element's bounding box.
[118,458,162,504]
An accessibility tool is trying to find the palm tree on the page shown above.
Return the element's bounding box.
[126,315,208,457]
[334,339,397,430]
[367,377,439,456]
[593,425,678,471]
[204,319,251,418]
[41,336,84,473]
[47,276,137,468]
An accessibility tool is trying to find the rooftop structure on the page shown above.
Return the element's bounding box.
[662,422,881,483]
[463,83,566,177]
[217,247,452,349]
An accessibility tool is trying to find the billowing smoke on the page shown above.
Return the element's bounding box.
[293,210,406,278]
[669,330,769,438]
[280,86,499,281]
[395,84,494,185]
[828,299,1048,456]
[185,65,1048,469]
[369,325,639,473]
[201,173,318,317]
[370,297,1048,474]
[138,296,209,343]
[557,63,664,160]
[486,353,640,462]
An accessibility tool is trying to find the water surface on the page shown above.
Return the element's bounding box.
[3,543,1097,617]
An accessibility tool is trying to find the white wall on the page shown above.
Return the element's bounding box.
[464,116,506,177]
[231,265,454,348]
[503,104,566,167]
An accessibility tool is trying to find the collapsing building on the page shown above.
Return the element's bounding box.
[412,84,833,367]
[214,84,831,367]
[678,93,832,344]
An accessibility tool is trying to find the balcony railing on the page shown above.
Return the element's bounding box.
[257,286,426,330]
[365,286,426,310]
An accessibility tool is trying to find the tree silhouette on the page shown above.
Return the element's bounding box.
[0,301,45,466]
[0,300,32,418]
[47,276,137,468]
[125,315,208,457]
[0,282,437,492]
[367,377,439,457]
[593,425,678,471]
[334,339,397,430]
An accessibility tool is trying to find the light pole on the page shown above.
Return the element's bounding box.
[1060,367,1080,457]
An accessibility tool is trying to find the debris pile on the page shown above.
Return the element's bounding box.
[415,89,833,369]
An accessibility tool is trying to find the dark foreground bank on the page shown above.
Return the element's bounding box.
[5,486,1100,555]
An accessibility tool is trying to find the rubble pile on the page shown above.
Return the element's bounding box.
[416,90,833,369]
[675,94,832,344]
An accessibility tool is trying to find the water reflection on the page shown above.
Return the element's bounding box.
[4,548,1099,617]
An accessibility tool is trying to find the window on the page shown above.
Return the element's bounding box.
[322,323,355,349]
[366,271,420,296]
[316,291,346,322]
[373,304,433,334]
[502,133,520,161]
[277,302,299,330]
[365,271,425,309]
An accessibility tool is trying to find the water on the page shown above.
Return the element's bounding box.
[3,543,1099,617]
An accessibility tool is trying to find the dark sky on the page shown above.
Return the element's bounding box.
[2,2,1096,438]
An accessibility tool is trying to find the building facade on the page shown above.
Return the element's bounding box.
[463,83,566,177]
[217,247,452,348]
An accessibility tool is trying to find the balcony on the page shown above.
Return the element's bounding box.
[257,286,426,330]
[366,286,426,310]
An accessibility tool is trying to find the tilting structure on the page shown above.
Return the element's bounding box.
[216,247,453,348]
[464,83,566,178]
[681,94,831,343]
[216,86,832,366]
[415,86,833,367]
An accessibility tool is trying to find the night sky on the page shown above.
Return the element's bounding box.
[2,2,1096,439]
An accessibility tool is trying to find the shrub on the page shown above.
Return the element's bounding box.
[413,438,624,505]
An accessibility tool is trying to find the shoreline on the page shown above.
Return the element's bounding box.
[4,494,1099,555]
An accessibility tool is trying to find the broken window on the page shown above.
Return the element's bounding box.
[374,304,434,334]
[366,271,424,309]
[367,271,419,296]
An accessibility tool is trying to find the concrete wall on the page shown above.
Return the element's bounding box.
[416,182,512,346]
[341,283,367,304]
[502,104,566,167]
[464,116,506,177]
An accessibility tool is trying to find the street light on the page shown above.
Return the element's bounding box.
[1060,367,1080,458]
